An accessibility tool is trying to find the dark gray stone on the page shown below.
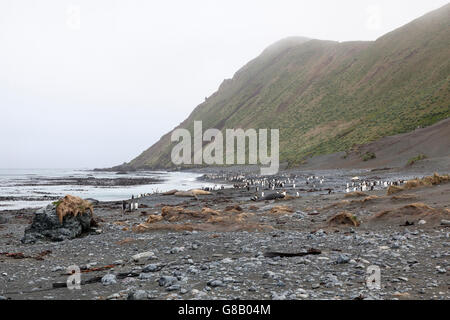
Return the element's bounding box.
[207,279,225,287]
[142,264,162,273]
[127,290,149,300]
[158,276,178,287]
[21,204,94,243]
[166,284,181,291]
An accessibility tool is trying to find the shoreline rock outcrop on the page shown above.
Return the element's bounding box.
[22,195,96,243]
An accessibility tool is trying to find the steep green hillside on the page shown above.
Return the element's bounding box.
[116,4,450,170]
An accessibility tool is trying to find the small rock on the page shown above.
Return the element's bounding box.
[191,289,207,298]
[390,242,401,249]
[187,266,199,274]
[158,276,178,287]
[106,293,121,300]
[167,284,181,292]
[321,274,342,288]
[127,290,148,300]
[173,270,183,278]
[51,266,64,272]
[138,273,153,280]
[132,251,156,262]
[276,280,285,287]
[142,264,162,273]
[101,274,117,285]
[436,267,446,274]
[223,277,234,283]
[207,279,225,287]
[271,292,286,300]
[170,247,185,254]
[336,254,350,264]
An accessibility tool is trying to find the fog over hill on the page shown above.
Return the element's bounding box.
[115,4,450,170]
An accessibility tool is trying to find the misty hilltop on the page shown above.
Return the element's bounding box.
[113,4,450,171]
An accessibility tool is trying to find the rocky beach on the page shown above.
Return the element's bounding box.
[0,164,448,301]
[1,1,449,305]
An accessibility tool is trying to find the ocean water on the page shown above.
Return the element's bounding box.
[0,169,218,210]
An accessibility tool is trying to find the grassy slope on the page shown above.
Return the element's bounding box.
[117,4,450,170]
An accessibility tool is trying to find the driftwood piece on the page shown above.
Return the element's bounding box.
[53,272,140,288]
[0,250,52,260]
[263,248,321,258]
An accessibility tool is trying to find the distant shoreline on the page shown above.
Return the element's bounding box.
[0,170,216,211]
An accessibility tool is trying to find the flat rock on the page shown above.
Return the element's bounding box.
[132,251,157,262]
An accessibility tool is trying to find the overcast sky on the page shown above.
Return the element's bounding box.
[0,0,448,169]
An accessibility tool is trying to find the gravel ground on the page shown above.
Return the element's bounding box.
[0,168,448,300]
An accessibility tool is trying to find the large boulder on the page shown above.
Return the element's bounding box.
[22,195,96,243]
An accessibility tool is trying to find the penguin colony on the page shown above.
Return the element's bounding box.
[199,173,406,202]
[123,173,407,209]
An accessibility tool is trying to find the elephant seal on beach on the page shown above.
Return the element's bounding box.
[174,189,212,197]
[162,189,178,196]
[251,193,285,202]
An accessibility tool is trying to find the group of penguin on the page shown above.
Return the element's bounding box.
[223,173,407,202]
[122,174,408,208]
[202,185,225,192]
[345,177,406,193]
[122,193,152,212]
[229,175,321,201]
